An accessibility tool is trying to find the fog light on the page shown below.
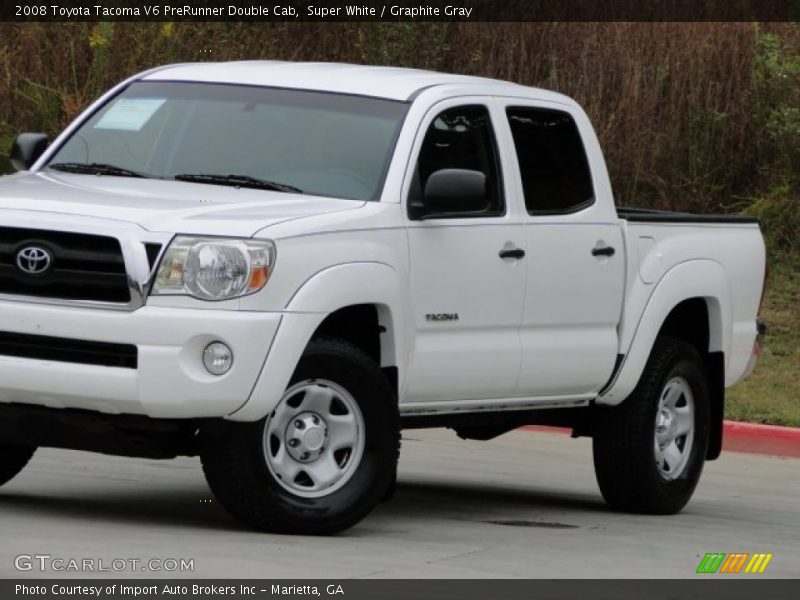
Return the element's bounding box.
[203,342,233,375]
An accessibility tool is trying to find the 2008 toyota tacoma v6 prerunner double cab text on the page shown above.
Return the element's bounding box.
[0,62,766,534]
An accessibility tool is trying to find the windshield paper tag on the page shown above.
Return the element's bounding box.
[94,98,166,131]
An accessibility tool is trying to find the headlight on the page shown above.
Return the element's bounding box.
[152,236,275,300]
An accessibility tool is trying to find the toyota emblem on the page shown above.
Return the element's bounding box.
[16,245,53,275]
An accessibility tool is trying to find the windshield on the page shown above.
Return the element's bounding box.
[46,81,409,201]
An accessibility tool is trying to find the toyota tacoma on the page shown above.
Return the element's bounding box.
[0,62,766,534]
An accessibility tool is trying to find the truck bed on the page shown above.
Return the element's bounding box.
[613,210,765,395]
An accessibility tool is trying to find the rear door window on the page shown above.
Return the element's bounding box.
[506,107,594,215]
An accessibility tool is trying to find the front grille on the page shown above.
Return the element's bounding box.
[0,331,138,369]
[144,242,163,270]
[0,227,130,303]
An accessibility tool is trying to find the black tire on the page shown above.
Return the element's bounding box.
[0,444,36,487]
[593,337,710,514]
[201,337,399,535]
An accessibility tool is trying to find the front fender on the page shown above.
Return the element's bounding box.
[227,262,407,422]
[598,259,730,405]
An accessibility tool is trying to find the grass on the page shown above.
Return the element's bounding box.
[726,257,800,427]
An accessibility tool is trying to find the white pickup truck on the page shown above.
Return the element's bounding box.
[0,62,766,534]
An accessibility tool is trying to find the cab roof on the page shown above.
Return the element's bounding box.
[142,60,573,104]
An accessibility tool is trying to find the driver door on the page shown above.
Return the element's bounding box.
[403,100,526,404]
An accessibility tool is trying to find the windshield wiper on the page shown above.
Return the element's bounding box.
[48,162,148,178]
[174,173,303,194]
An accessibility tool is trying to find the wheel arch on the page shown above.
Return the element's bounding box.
[600,259,729,404]
[598,260,729,458]
[228,262,407,422]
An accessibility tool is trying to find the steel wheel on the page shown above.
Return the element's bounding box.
[202,338,398,534]
[654,376,695,480]
[263,379,365,498]
[594,338,709,514]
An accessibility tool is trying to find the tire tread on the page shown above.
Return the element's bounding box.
[201,336,399,535]
[593,336,708,514]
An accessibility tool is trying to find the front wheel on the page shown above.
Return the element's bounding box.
[593,337,710,514]
[201,337,399,535]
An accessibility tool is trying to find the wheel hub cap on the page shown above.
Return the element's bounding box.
[654,376,695,481]
[263,380,365,498]
[285,412,328,462]
[656,408,677,437]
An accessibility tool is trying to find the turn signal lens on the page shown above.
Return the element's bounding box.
[247,265,270,291]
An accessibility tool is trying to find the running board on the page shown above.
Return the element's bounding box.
[399,394,594,417]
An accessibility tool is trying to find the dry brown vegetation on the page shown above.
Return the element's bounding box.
[1,22,798,217]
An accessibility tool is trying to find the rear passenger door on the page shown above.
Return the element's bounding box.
[501,103,625,398]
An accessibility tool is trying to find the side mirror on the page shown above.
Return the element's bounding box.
[411,169,487,219]
[10,133,49,171]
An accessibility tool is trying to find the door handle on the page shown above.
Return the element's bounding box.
[499,248,525,260]
[591,246,616,257]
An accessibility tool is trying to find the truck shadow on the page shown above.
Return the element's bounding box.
[0,487,236,532]
[394,480,604,514]
[0,478,605,533]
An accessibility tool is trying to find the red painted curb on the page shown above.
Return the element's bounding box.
[722,421,800,458]
[522,425,572,436]
[522,421,800,458]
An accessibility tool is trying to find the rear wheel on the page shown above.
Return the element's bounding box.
[593,337,709,514]
[202,338,399,534]
[0,444,36,487]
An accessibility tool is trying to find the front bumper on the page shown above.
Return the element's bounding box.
[0,299,281,418]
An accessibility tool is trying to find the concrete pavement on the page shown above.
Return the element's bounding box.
[0,428,797,578]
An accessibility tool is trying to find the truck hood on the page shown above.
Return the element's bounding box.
[0,172,365,237]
